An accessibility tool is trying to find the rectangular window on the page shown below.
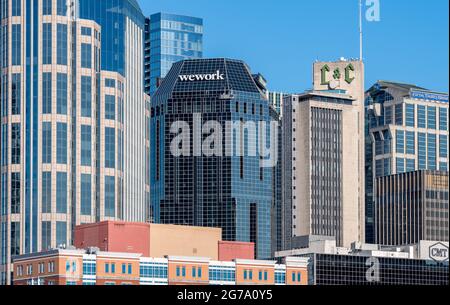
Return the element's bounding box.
[11,123,20,164]
[394,103,403,125]
[105,263,110,273]
[176,266,180,277]
[42,23,52,65]
[81,125,91,166]
[418,132,426,169]
[80,174,91,216]
[81,43,92,68]
[42,172,52,213]
[428,134,437,170]
[105,78,116,88]
[56,172,67,213]
[396,158,405,173]
[405,131,415,155]
[42,122,52,164]
[440,135,448,158]
[42,73,52,114]
[128,264,132,274]
[57,122,67,164]
[11,73,20,115]
[56,221,67,247]
[41,221,51,251]
[81,27,91,36]
[111,263,115,274]
[418,105,426,128]
[406,159,415,172]
[12,24,21,66]
[405,104,415,127]
[105,127,115,168]
[396,130,404,154]
[57,24,68,65]
[12,0,21,16]
[104,176,115,217]
[440,108,448,131]
[11,222,20,256]
[384,106,392,125]
[105,95,115,120]
[427,106,436,130]
[57,73,67,114]
[440,162,448,171]
[42,0,52,15]
[81,76,92,117]
[57,0,66,16]
[11,172,20,214]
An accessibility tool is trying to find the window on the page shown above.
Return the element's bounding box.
[81,125,91,166]
[384,106,392,124]
[105,263,110,273]
[81,27,91,36]
[418,133,427,169]
[192,267,196,278]
[176,266,180,277]
[405,104,415,127]
[104,176,115,217]
[427,106,436,130]
[105,78,116,88]
[105,95,115,120]
[80,174,91,216]
[11,173,20,214]
[57,122,67,164]
[12,0,21,16]
[292,272,296,282]
[428,134,437,170]
[396,158,405,173]
[11,222,20,255]
[396,130,404,154]
[42,73,52,114]
[11,74,20,115]
[81,43,91,68]
[440,108,448,131]
[198,267,202,278]
[57,73,67,114]
[11,123,20,164]
[243,270,247,280]
[128,264,132,274]
[297,272,301,282]
[57,24,68,65]
[394,103,403,125]
[105,127,115,168]
[57,0,66,16]
[43,0,52,15]
[111,263,116,274]
[42,122,52,163]
[418,105,426,128]
[42,23,52,64]
[42,221,51,251]
[81,76,92,117]
[405,131,415,154]
[41,172,52,213]
[406,159,415,172]
[439,135,448,158]
[12,25,21,66]
[56,221,67,247]
[56,172,67,213]
[122,264,126,274]
[182,266,186,277]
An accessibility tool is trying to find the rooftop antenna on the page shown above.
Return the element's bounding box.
[359,0,363,61]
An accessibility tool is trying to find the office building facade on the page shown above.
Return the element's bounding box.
[0,0,148,285]
[267,91,284,117]
[150,58,277,259]
[375,170,448,245]
[145,12,203,96]
[365,81,449,243]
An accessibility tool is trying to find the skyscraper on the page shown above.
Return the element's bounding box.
[0,0,148,285]
[365,81,449,243]
[150,58,278,259]
[282,59,365,249]
[145,12,203,96]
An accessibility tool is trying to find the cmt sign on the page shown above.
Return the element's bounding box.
[429,243,449,262]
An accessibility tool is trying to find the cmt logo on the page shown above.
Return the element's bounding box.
[429,243,449,262]
[178,70,225,82]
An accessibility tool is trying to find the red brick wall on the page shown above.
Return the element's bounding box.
[218,241,255,261]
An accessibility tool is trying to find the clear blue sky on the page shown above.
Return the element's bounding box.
[138,0,449,93]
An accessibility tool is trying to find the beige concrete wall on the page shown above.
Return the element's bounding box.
[149,224,222,260]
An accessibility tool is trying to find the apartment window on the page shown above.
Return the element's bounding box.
[105,127,115,168]
[405,104,415,127]
[81,43,92,68]
[12,24,21,66]
[11,74,20,115]
[104,176,115,217]
[57,122,67,164]
[81,76,92,117]
[42,73,52,114]
[80,174,91,216]
[42,0,52,15]
[57,0,66,16]
[42,23,52,64]
[56,172,67,213]
[81,125,91,166]
[57,24,68,65]
[105,95,115,120]
[41,172,52,213]
[439,108,448,131]
[11,123,20,164]
[11,173,20,214]
[48,261,55,273]
[42,122,52,163]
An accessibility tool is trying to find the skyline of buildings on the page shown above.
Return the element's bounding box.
[0,0,448,286]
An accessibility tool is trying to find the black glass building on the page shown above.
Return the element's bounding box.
[150,58,277,259]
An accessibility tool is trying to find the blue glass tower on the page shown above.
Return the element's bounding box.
[145,12,203,96]
[150,59,277,259]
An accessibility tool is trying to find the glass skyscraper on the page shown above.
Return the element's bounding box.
[150,58,277,259]
[0,0,149,285]
[145,12,203,96]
